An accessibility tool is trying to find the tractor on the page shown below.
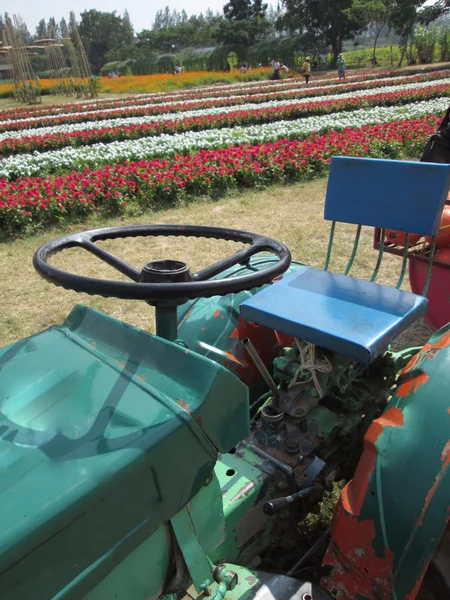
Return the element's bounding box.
[0,154,450,600]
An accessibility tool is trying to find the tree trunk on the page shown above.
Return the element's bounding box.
[398,40,407,67]
[372,24,383,64]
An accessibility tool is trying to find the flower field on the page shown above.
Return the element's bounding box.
[0,67,448,235]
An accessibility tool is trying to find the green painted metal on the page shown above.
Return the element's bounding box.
[369,228,385,282]
[155,305,178,341]
[344,224,362,276]
[0,305,249,600]
[324,324,450,599]
[396,232,410,289]
[177,255,305,390]
[324,221,336,272]
[209,448,275,566]
[422,236,436,297]
[82,525,170,600]
[171,508,214,593]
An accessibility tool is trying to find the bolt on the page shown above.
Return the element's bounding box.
[277,480,288,490]
[321,577,329,587]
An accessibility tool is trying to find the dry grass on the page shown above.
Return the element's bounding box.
[0,178,431,348]
[0,93,122,110]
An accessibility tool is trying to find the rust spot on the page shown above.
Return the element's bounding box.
[397,372,429,398]
[417,440,450,526]
[176,400,192,415]
[323,507,394,599]
[177,309,192,330]
[397,331,450,398]
[343,407,404,517]
[185,349,189,354]
[245,575,258,586]
[117,361,126,369]
[405,574,426,600]
[137,374,146,381]
[224,351,245,365]
[229,481,256,504]
[196,415,203,428]
[201,327,205,331]
[90,342,96,348]
[213,309,221,318]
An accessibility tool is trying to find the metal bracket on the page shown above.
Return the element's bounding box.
[170,506,214,594]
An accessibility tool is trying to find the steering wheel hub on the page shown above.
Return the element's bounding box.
[140,260,192,284]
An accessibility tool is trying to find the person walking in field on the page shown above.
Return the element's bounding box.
[271,58,281,80]
[302,56,311,84]
[337,53,346,80]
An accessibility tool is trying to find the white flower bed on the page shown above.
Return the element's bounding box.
[0,97,446,180]
[0,76,448,143]
[1,70,448,131]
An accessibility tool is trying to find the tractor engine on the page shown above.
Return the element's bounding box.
[211,336,395,572]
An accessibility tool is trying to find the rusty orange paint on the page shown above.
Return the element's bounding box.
[137,374,146,381]
[177,309,193,330]
[397,372,430,398]
[398,330,450,385]
[342,408,404,517]
[176,399,192,414]
[323,504,394,599]
[405,574,426,600]
[201,327,206,331]
[447,408,450,414]
[417,440,450,526]
[213,309,221,318]
[224,351,245,365]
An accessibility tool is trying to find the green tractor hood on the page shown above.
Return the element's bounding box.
[0,305,249,600]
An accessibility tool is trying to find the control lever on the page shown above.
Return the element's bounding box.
[243,337,281,408]
[263,486,317,516]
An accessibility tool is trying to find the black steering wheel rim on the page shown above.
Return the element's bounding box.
[33,224,291,302]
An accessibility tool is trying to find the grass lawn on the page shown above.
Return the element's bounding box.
[0,177,431,349]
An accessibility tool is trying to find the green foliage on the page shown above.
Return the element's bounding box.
[277,0,363,61]
[78,10,135,74]
[438,25,450,60]
[414,24,438,63]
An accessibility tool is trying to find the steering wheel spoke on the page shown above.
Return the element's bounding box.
[81,239,141,282]
[33,225,291,302]
[193,243,263,281]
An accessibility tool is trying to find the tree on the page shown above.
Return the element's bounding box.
[35,18,47,40]
[224,0,268,20]
[217,0,269,50]
[344,0,394,63]
[278,0,364,61]
[78,10,135,74]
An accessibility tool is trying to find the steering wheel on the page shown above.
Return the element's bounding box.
[33,224,291,302]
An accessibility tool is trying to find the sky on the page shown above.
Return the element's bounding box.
[8,0,243,35]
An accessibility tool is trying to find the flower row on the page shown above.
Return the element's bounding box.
[0,97,446,181]
[0,65,447,122]
[0,115,439,235]
[1,82,448,158]
[2,70,449,134]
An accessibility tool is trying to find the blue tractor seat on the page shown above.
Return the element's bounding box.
[241,157,450,363]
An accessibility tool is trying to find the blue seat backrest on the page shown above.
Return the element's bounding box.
[324,157,450,236]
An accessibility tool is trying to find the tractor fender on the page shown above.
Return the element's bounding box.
[322,325,450,600]
[177,257,304,390]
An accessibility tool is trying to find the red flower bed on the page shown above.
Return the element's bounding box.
[1,71,448,135]
[1,84,447,158]
[0,115,439,236]
[0,67,448,123]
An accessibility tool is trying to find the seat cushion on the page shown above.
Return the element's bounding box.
[240,267,428,363]
[0,305,248,599]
